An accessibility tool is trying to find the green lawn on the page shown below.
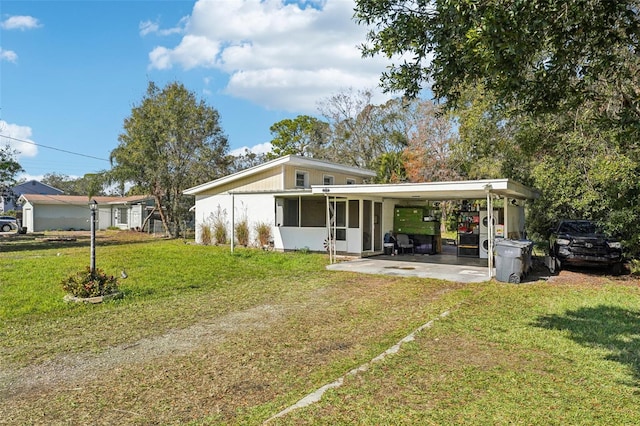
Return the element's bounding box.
[1,232,639,425]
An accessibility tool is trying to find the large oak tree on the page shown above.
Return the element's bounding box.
[111,81,229,237]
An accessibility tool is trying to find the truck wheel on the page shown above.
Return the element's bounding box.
[610,262,623,276]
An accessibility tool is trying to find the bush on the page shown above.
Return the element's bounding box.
[200,223,213,245]
[213,221,227,245]
[255,222,272,247]
[61,267,120,298]
[235,219,250,247]
[211,205,228,245]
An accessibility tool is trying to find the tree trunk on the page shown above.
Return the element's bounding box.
[140,207,156,232]
[154,194,171,237]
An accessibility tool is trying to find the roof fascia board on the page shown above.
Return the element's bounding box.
[311,179,538,200]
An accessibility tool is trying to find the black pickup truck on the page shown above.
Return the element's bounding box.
[549,220,623,274]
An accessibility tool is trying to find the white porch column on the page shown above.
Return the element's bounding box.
[485,184,494,278]
[504,196,509,239]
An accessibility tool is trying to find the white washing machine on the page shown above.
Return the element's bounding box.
[480,234,490,258]
[480,210,499,235]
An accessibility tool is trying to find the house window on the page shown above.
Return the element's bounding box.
[117,207,128,225]
[346,178,356,185]
[283,198,299,226]
[323,175,334,185]
[301,198,326,227]
[348,200,359,228]
[332,201,347,241]
[295,171,309,188]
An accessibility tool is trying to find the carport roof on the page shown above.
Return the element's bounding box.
[311,178,538,201]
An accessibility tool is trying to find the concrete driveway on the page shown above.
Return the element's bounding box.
[327,254,492,283]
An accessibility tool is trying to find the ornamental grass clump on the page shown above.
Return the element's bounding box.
[61,267,120,298]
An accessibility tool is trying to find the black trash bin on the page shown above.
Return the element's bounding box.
[383,243,394,255]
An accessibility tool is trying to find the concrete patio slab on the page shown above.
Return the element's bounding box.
[327,255,492,283]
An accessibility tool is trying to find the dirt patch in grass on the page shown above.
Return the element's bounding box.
[549,268,639,287]
[0,273,467,425]
[0,304,285,399]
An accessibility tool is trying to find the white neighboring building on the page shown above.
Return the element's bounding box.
[184,155,538,257]
[18,194,155,232]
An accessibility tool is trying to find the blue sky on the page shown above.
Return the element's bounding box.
[1,0,394,181]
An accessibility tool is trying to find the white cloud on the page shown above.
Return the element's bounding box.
[149,35,220,70]
[0,121,39,158]
[0,48,18,63]
[139,20,160,36]
[139,16,188,37]
[147,0,395,111]
[1,15,42,31]
[15,172,45,182]
[230,142,272,156]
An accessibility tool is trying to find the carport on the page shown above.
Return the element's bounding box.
[311,178,539,278]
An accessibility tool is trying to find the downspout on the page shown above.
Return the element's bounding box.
[331,197,338,260]
[231,192,235,253]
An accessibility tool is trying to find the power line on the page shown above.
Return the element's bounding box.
[0,133,111,162]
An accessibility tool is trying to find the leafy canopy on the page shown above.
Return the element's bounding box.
[0,145,23,205]
[111,81,229,237]
[356,0,640,116]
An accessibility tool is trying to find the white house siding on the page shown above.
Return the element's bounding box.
[506,205,526,239]
[22,205,34,232]
[282,165,365,188]
[130,204,143,229]
[277,226,330,252]
[194,192,356,252]
[206,169,284,195]
[32,204,90,232]
[98,207,112,230]
[195,193,276,246]
[381,199,397,237]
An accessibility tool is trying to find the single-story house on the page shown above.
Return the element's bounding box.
[18,194,155,232]
[184,155,538,261]
[1,180,63,213]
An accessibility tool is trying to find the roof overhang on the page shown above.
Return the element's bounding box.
[311,179,538,201]
[17,194,154,206]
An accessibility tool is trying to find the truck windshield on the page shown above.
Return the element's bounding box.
[558,221,598,234]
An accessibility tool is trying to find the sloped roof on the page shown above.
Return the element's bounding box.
[18,194,153,205]
[183,155,376,195]
[13,180,64,195]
